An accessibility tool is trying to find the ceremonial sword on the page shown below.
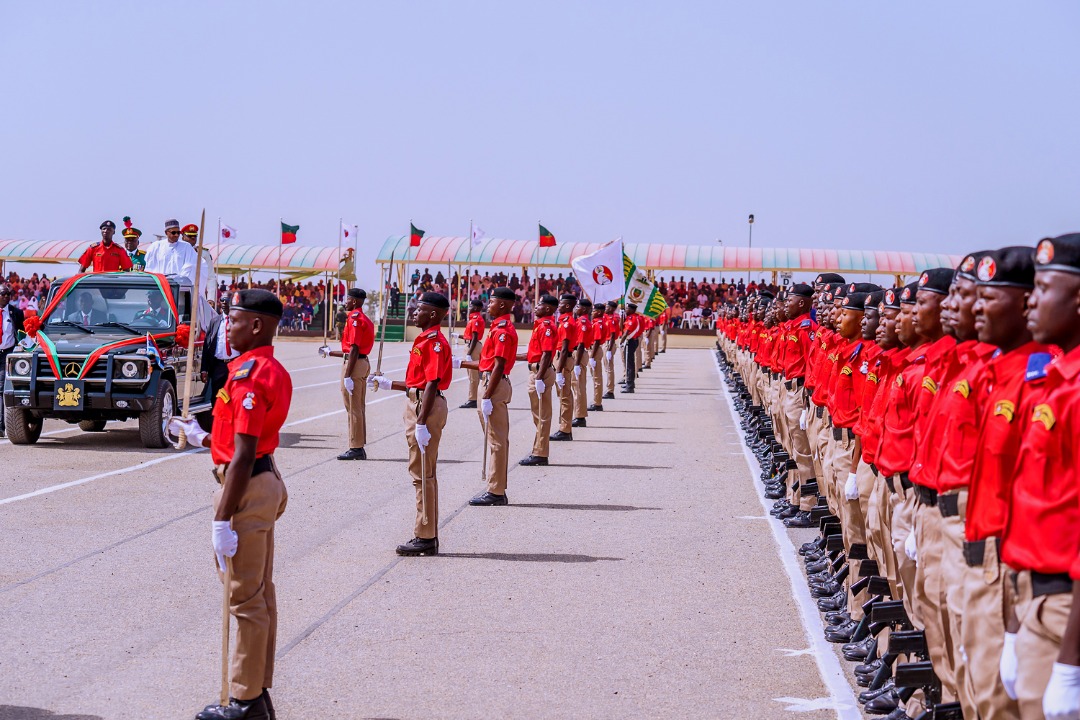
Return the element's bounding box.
[371,251,395,391]
[176,207,206,450]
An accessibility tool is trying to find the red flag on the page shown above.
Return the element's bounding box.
[281,221,299,244]
[410,222,425,247]
[539,224,556,248]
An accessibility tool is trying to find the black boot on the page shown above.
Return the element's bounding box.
[196,694,269,720]
[469,492,508,506]
[518,455,549,466]
[337,447,367,460]
[396,537,439,556]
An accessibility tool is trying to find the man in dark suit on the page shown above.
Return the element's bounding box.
[0,284,26,436]
[66,291,107,326]
[199,297,239,430]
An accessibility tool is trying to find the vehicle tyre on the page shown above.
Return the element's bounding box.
[140,379,175,448]
[5,406,43,445]
[78,420,107,432]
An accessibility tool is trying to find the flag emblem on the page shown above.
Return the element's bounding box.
[592,265,614,286]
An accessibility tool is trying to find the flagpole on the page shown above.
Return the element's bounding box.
[277,217,283,311]
[468,219,473,322]
[216,217,221,301]
[533,219,540,310]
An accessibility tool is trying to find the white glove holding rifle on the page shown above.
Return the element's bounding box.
[212,520,238,573]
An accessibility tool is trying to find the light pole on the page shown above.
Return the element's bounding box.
[746,214,754,283]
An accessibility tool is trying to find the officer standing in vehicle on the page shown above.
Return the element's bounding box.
[79,220,133,273]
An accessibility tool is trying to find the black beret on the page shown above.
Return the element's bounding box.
[956,250,993,282]
[560,293,577,302]
[1035,234,1080,276]
[847,282,882,294]
[899,281,920,304]
[815,273,846,285]
[347,288,366,300]
[419,291,450,309]
[578,298,592,308]
[842,292,870,311]
[976,246,1035,289]
[470,299,484,308]
[492,287,516,301]
[100,220,116,230]
[790,283,814,298]
[231,289,283,318]
[605,300,618,308]
[540,294,559,307]
[882,287,904,309]
[866,290,885,308]
[758,290,775,299]
[626,302,638,310]
[833,284,849,299]
[917,268,954,295]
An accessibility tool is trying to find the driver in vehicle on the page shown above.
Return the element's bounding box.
[66,292,106,325]
[134,291,170,327]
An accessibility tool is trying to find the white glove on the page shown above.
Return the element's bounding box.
[343,377,355,394]
[605,350,613,361]
[535,378,546,395]
[844,472,859,501]
[452,355,464,369]
[415,423,431,450]
[555,372,565,388]
[318,345,330,358]
[589,358,597,369]
[904,530,918,562]
[481,398,493,418]
[1044,662,1080,720]
[212,520,238,573]
[369,375,392,391]
[573,365,582,378]
[1000,632,1019,700]
[799,408,807,430]
[168,416,208,447]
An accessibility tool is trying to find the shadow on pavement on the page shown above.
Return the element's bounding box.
[512,502,661,512]
[553,463,672,470]
[438,552,623,563]
[0,708,104,720]
[571,439,673,444]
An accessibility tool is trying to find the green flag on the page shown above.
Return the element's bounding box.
[622,253,667,318]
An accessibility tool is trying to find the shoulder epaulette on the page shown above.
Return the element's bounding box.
[425,331,439,338]
[1025,352,1053,382]
[800,319,812,328]
[848,342,863,362]
[232,359,256,380]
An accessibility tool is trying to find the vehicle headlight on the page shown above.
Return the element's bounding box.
[12,357,32,376]
[121,360,140,378]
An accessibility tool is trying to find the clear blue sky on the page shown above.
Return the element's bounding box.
[2,2,1077,288]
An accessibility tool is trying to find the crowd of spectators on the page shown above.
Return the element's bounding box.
[2,272,53,314]
[657,275,778,328]
[217,278,341,333]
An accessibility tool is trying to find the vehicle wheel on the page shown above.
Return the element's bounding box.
[79,420,107,432]
[139,379,175,449]
[5,406,43,445]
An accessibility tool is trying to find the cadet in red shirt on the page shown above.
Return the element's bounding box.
[1000,235,1080,718]
[571,299,593,426]
[322,288,375,461]
[602,301,621,397]
[552,294,582,432]
[170,289,290,720]
[371,292,452,557]
[518,294,559,466]
[619,302,645,393]
[588,301,607,411]
[78,220,134,273]
[461,299,486,408]
[458,287,518,505]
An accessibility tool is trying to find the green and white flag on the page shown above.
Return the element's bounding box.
[623,253,668,318]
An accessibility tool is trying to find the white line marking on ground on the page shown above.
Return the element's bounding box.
[774,696,855,713]
[289,351,408,373]
[736,515,768,520]
[713,353,861,720]
[778,648,817,657]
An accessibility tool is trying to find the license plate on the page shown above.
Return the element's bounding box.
[54,380,85,411]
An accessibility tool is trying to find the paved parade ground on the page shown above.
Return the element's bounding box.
[0,343,854,720]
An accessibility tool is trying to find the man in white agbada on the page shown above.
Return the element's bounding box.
[144,219,210,329]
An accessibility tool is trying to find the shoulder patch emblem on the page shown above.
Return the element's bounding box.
[216,388,230,404]
[993,399,1015,423]
[841,366,853,376]
[233,359,255,380]
[800,319,811,328]
[867,372,878,383]
[434,342,441,353]
[241,392,256,410]
[895,374,904,387]
[1031,403,1055,431]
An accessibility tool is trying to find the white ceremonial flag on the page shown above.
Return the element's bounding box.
[471,225,486,248]
[571,237,626,304]
[340,221,357,244]
[220,224,237,242]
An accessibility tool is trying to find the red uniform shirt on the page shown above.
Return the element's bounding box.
[781,314,816,380]
[340,309,375,355]
[859,347,902,466]
[875,345,929,477]
[966,342,1057,542]
[405,327,452,390]
[527,316,558,363]
[577,314,594,347]
[479,315,518,374]
[605,313,621,339]
[465,311,485,342]
[558,312,582,348]
[830,339,866,429]
[591,316,608,344]
[1001,346,1080,577]
[78,242,134,273]
[210,345,292,465]
[624,313,645,339]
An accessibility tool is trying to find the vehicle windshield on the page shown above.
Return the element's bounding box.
[45,284,176,331]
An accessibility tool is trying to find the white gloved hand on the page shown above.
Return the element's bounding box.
[555,372,566,388]
[1000,632,1019,700]
[452,355,464,369]
[318,345,330,358]
[212,520,238,573]
[168,416,208,447]
[799,408,808,430]
[343,377,355,394]
[415,423,431,450]
[844,472,860,501]
[534,378,546,395]
[589,358,597,369]
[1044,662,1080,720]
[605,350,613,361]
[904,530,918,562]
[369,374,392,391]
[573,365,582,378]
[481,398,493,418]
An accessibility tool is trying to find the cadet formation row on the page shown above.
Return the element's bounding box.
[717,234,1080,720]
[168,286,669,719]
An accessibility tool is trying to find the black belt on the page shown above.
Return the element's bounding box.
[885,475,895,493]
[938,492,960,517]
[784,377,805,391]
[870,462,879,477]
[899,472,913,490]
[344,353,369,361]
[406,387,444,402]
[815,406,825,420]
[1033,572,1073,597]
[963,540,986,567]
[214,454,274,484]
[914,484,937,507]
[832,426,854,443]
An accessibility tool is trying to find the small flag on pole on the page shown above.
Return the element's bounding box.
[410,222,425,247]
[340,221,356,244]
[220,224,237,242]
[539,224,556,248]
[281,221,299,244]
[471,225,486,248]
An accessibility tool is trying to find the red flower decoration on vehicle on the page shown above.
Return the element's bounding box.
[23,313,42,338]
[175,324,191,347]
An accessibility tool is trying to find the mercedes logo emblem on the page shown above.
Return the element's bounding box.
[64,362,81,378]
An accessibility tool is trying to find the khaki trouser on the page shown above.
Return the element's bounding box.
[556,354,574,432]
[892,486,919,622]
[528,365,554,457]
[341,357,369,449]
[404,393,445,539]
[573,352,589,419]
[479,376,512,494]
[635,338,644,372]
[913,498,956,702]
[213,466,288,701]
[660,325,667,352]
[865,464,890,577]
[590,344,604,406]
[647,326,658,363]
[466,346,480,402]
[1015,570,1071,720]
[603,345,615,394]
[780,384,815,504]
